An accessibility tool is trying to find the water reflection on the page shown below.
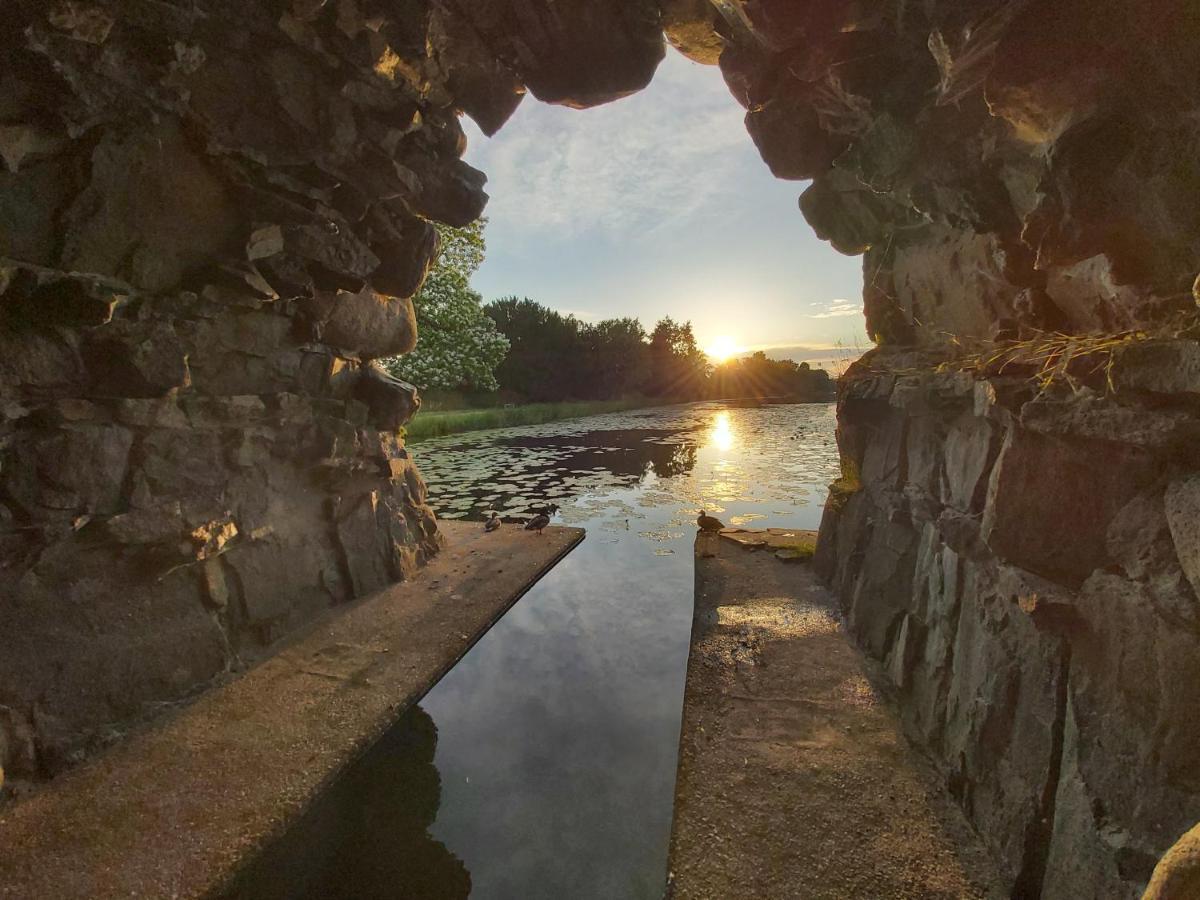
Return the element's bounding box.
[221,707,468,900]
[709,410,734,453]
[260,402,839,898]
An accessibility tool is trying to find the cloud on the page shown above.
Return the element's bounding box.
[464,53,756,244]
[803,299,861,319]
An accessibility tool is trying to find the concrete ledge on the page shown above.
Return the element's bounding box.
[0,521,583,899]
[669,530,1001,898]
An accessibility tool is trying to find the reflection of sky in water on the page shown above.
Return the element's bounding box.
[416,402,839,898]
[289,402,839,899]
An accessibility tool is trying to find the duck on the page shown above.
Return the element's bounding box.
[525,511,551,535]
[697,510,725,532]
[484,512,502,532]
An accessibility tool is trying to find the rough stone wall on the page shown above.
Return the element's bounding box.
[0,0,668,786]
[0,0,479,782]
[4,1,1199,892]
[727,0,1200,895]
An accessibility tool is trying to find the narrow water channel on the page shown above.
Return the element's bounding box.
[235,401,839,899]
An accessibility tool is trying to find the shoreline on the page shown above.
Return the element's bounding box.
[405,395,834,441]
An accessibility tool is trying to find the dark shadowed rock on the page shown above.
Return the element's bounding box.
[302,288,418,360]
[429,3,526,135]
[1110,340,1200,396]
[981,428,1157,587]
[444,0,665,108]
[353,363,421,432]
[745,78,848,180]
[83,322,191,398]
[59,122,241,293]
[1165,475,1200,603]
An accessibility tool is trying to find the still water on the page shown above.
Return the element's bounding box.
[237,401,839,899]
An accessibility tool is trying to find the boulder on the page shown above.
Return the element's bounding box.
[58,121,241,292]
[445,0,665,108]
[662,0,724,65]
[1164,475,1200,602]
[1145,824,1200,900]
[83,322,191,398]
[981,428,1157,587]
[302,288,418,360]
[744,77,847,180]
[428,3,526,135]
[1111,340,1200,397]
[4,425,133,518]
[353,363,421,432]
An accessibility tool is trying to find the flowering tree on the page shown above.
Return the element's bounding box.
[384,219,509,392]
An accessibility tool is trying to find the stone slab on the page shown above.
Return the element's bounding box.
[0,521,583,899]
[668,531,1003,898]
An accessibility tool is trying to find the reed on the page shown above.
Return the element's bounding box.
[404,398,661,441]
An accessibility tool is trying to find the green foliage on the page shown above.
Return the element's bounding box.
[709,351,834,399]
[826,456,862,512]
[484,297,584,401]
[384,219,837,407]
[647,317,710,399]
[776,534,817,560]
[484,299,661,401]
[430,219,485,282]
[404,398,658,441]
[384,219,509,392]
[479,299,836,404]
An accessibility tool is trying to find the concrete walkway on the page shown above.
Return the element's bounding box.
[0,521,582,899]
[668,531,1003,898]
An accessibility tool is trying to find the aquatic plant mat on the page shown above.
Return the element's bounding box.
[668,532,1003,897]
[0,521,583,899]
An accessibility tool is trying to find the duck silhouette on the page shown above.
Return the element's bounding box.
[525,511,550,535]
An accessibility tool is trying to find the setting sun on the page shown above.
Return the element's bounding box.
[705,335,740,363]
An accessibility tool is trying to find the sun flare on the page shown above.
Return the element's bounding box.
[705,335,740,363]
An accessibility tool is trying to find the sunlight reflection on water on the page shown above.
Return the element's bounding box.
[709,409,734,453]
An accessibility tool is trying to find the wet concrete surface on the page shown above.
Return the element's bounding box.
[0,521,582,899]
[669,531,1004,898]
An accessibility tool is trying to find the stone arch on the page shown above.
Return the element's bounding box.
[2,2,1200,895]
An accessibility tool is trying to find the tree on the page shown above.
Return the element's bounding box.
[647,317,709,397]
[581,317,649,398]
[384,219,509,392]
[708,351,834,399]
[484,297,586,401]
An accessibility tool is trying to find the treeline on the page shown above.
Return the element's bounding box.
[708,351,834,401]
[483,297,833,403]
[385,221,834,405]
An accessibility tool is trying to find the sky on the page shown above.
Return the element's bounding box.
[460,49,870,370]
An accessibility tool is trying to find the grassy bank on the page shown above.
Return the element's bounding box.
[405,398,662,441]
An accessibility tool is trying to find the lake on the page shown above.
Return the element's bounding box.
[239,401,840,899]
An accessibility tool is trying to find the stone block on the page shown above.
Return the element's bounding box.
[4,424,133,518]
[939,559,1067,886]
[1058,572,1200,893]
[941,413,999,513]
[982,427,1157,586]
[353,363,421,432]
[1165,474,1200,600]
[302,288,417,360]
